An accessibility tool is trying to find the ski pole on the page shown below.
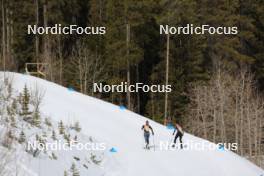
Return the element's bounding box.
[152,135,156,151]
[143,133,146,148]
[170,135,174,144]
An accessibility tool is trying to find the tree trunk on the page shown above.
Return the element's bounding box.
[58,36,63,85]
[92,46,98,96]
[151,92,154,120]
[9,6,13,69]
[234,91,239,149]
[35,0,39,64]
[239,73,245,155]
[6,4,9,67]
[1,0,6,72]
[246,86,252,156]
[126,23,131,110]
[43,0,51,79]
[78,58,83,93]
[164,33,170,123]
[43,0,47,59]
[136,65,140,113]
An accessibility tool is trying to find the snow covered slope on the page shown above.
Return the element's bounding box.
[2,72,264,176]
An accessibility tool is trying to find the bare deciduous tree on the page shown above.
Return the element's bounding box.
[186,66,264,167]
[68,41,105,95]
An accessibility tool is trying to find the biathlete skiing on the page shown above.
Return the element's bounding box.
[141,120,154,149]
[172,123,184,149]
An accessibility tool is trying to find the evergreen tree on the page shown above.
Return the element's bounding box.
[147,0,209,123]
[2,130,13,148]
[58,120,65,134]
[239,0,264,89]
[105,0,145,109]
[18,130,26,143]
[38,136,47,152]
[20,85,32,121]
[6,106,16,127]
[73,121,81,132]
[64,133,71,147]
[74,135,78,142]
[52,130,57,140]
[10,113,16,127]
[11,99,18,114]
[51,152,57,160]
[11,0,35,70]
[44,117,52,127]
[70,163,80,176]
[42,131,47,138]
[32,107,41,127]
[7,130,14,139]
[35,134,39,141]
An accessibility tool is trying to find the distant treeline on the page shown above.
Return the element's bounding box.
[0,0,263,124]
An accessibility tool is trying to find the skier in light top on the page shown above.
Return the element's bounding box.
[172,123,184,149]
[141,120,154,149]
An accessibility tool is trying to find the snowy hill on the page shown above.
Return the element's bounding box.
[0,72,263,176]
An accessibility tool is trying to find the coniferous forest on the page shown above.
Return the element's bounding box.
[0,0,264,167]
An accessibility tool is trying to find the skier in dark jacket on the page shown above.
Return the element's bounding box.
[141,120,154,149]
[172,123,184,149]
